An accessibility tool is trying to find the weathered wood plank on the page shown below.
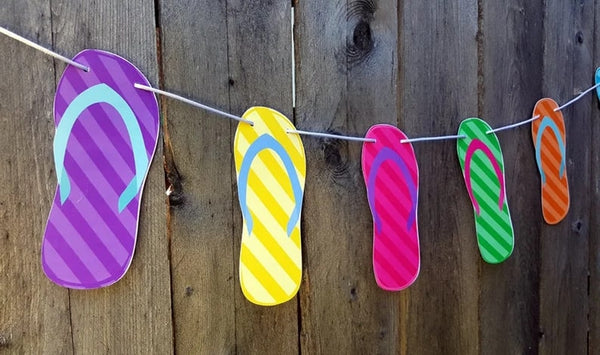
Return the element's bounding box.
[590,3,600,354]
[48,1,173,353]
[159,0,236,353]
[399,1,479,354]
[226,1,299,354]
[479,2,543,353]
[539,1,594,354]
[0,2,74,353]
[296,0,401,353]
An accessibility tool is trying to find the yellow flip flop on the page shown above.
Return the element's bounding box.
[234,107,306,306]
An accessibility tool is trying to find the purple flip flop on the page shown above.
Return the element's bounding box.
[42,49,160,289]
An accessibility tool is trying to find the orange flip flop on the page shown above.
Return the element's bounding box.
[531,98,569,224]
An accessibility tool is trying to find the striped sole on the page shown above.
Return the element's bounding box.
[42,50,160,289]
[361,124,420,291]
[457,118,514,264]
[234,107,305,306]
[532,98,569,224]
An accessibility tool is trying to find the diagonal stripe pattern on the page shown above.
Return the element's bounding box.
[457,118,514,264]
[41,49,160,289]
[361,124,420,291]
[531,98,569,224]
[234,107,305,306]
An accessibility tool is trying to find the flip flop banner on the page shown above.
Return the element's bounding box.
[17,38,596,297]
[42,49,160,289]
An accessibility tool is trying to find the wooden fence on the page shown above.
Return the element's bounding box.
[1,0,599,354]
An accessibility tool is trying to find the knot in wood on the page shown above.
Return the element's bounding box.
[345,0,376,67]
[323,142,342,167]
[0,333,11,348]
[322,138,350,181]
[353,21,373,53]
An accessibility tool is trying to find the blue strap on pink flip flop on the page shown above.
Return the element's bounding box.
[367,147,417,233]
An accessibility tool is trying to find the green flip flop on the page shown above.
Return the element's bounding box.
[457,118,514,264]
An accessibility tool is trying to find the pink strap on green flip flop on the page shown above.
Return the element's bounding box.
[464,139,505,215]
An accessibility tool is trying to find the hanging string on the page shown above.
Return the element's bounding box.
[286,129,376,143]
[134,84,254,125]
[553,82,600,112]
[0,26,89,72]
[400,134,466,144]
[486,115,540,134]
[486,82,600,134]
[3,26,599,145]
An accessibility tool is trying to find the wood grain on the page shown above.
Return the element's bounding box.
[590,2,600,353]
[226,1,299,354]
[295,0,401,353]
[0,2,74,353]
[479,2,543,354]
[399,1,480,354]
[159,0,236,353]
[48,1,173,353]
[539,1,594,354]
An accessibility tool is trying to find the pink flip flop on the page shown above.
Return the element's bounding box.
[362,124,420,291]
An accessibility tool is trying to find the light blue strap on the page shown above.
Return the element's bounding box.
[54,83,148,212]
[238,134,303,237]
[534,116,566,184]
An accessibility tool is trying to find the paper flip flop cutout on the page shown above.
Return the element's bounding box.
[531,98,569,224]
[457,118,514,264]
[234,107,306,306]
[42,49,160,289]
[361,125,420,291]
